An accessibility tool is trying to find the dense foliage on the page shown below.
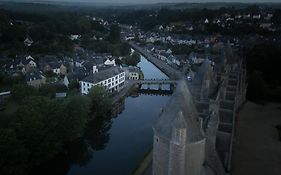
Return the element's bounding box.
[0,83,113,175]
[0,8,129,56]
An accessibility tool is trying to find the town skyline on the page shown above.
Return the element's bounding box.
[3,0,281,4]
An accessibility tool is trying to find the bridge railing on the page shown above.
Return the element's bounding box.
[141,78,170,81]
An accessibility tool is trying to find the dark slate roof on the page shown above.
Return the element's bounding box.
[128,66,141,73]
[25,69,43,81]
[49,61,61,69]
[175,54,188,61]
[159,51,171,58]
[93,57,105,65]
[190,59,218,100]
[153,79,204,143]
[82,61,95,71]
[82,66,124,84]
[66,72,87,82]
[98,65,113,71]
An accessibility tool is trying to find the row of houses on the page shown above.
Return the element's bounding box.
[1,50,143,95]
[144,43,216,68]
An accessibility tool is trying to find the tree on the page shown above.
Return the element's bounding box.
[120,43,131,56]
[0,128,29,175]
[4,95,91,174]
[123,52,140,66]
[60,95,91,141]
[88,86,112,119]
[108,24,120,44]
[11,83,37,102]
[84,116,112,151]
[11,96,64,166]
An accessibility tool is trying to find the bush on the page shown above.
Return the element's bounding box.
[11,83,37,102]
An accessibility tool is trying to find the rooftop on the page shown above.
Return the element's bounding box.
[82,66,124,84]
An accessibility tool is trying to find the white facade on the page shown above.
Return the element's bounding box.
[104,58,116,66]
[93,65,98,73]
[80,71,125,95]
[53,68,60,74]
[70,35,81,40]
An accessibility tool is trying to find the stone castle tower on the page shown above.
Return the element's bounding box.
[153,80,206,175]
[152,49,247,175]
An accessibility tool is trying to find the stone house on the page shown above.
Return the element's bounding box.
[25,69,46,88]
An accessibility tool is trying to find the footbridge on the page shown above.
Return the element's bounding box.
[131,79,178,91]
[134,79,178,85]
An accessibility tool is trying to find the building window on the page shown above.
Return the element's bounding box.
[155,136,159,143]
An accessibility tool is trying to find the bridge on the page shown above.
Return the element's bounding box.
[128,41,183,80]
[133,79,178,85]
[131,79,178,91]
[137,88,173,96]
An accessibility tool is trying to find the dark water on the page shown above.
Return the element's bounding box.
[68,94,169,175]
[64,57,170,175]
[138,55,169,80]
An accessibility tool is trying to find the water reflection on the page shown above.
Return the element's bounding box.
[32,56,171,175]
[68,94,170,175]
[137,56,169,79]
[112,99,125,118]
[64,139,93,166]
[31,114,113,175]
[84,116,112,151]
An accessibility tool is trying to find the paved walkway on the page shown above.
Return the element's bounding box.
[232,102,281,175]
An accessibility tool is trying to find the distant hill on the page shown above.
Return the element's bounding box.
[0,1,281,11]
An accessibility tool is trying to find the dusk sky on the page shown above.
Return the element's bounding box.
[8,0,281,4]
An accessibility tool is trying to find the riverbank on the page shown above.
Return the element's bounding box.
[112,81,136,104]
[131,149,152,175]
[232,101,281,175]
[129,42,182,80]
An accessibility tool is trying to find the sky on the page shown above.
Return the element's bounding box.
[5,0,281,4]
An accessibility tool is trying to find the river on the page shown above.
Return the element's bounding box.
[34,56,170,175]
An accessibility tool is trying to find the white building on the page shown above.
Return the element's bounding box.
[80,66,125,94]
[24,37,33,47]
[104,58,116,66]
[70,35,81,41]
